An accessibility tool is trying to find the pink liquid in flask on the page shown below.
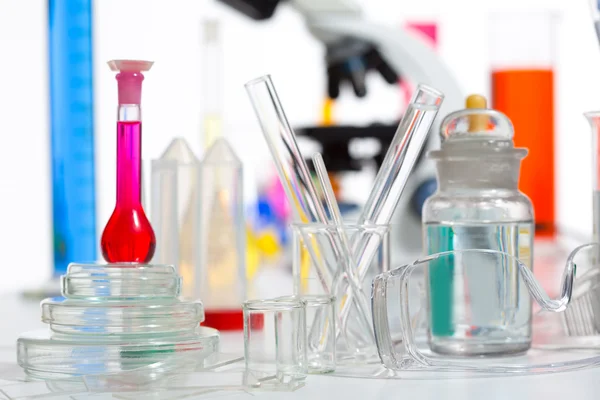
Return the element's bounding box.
[101,60,156,264]
[101,121,155,263]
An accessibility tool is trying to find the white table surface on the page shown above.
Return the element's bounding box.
[2,294,600,400]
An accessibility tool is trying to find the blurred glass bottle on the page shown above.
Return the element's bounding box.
[198,19,245,329]
[202,19,223,149]
[489,11,558,238]
[198,138,246,330]
[151,138,200,298]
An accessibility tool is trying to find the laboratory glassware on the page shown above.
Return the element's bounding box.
[151,137,201,298]
[585,112,600,259]
[61,263,181,299]
[244,75,374,342]
[370,246,593,373]
[312,151,374,346]
[18,260,220,379]
[303,295,337,373]
[198,137,246,330]
[243,298,308,387]
[422,99,534,355]
[150,157,178,266]
[202,19,223,149]
[49,0,96,276]
[489,11,558,237]
[5,352,313,399]
[41,297,204,336]
[18,327,219,379]
[244,75,330,229]
[562,244,600,336]
[101,60,156,263]
[292,223,389,359]
[334,84,443,342]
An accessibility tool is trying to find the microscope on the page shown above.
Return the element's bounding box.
[218,0,464,265]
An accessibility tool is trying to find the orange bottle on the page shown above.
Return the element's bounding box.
[489,12,558,237]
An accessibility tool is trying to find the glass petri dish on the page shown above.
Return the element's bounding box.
[41,297,204,336]
[62,263,181,300]
[17,327,220,379]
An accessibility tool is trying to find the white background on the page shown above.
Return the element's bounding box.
[0,0,596,293]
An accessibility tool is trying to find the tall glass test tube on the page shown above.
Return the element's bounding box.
[489,12,558,238]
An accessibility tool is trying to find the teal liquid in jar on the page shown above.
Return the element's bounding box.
[425,221,533,355]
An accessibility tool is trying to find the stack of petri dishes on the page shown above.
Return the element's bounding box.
[17,263,219,379]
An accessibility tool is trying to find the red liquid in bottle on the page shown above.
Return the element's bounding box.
[101,121,156,263]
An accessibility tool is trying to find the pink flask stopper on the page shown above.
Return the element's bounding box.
[101,60,156,264]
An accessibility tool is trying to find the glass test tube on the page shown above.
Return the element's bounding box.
[489,11,558,238]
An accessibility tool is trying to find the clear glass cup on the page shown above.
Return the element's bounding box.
[242,298,307,387]
[303,295,336,373]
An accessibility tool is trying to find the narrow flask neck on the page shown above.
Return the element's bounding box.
[118,104,141,122]
[116,120,142,206]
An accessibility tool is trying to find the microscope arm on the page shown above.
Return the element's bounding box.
[304,16,464,126]
[288,0,463,115]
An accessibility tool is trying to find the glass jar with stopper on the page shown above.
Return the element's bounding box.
[422,95,534,356]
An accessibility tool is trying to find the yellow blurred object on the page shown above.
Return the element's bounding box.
[256,230,280,256]
[321,97,335,126]
[299,240,311,293]
[465,94,489,132]
[245,227,261,281]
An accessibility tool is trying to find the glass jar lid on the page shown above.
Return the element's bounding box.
[429,94,526,160]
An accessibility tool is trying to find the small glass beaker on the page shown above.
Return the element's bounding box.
[303,294,336,373]
[242,298,307,387]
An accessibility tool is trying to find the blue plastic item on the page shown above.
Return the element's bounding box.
[48,0,97,275]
